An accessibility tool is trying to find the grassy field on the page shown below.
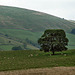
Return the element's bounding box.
[66,33,75,49]
[0,29,42,43]
[0,49,75,71]
[0,29,43,50]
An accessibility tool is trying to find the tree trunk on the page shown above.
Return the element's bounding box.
[52,49,55,55]
[52,44,55,55]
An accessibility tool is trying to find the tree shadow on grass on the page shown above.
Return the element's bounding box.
[43,49,75,56]
[45,52,68,56]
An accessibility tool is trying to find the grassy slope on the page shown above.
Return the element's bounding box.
[66,33,75,49]
[0,6,75,32]
[0,6,75,50]
[0,29,42,42]
[69,20,75,23]
[0,49,75,71]
[0,29,42,50]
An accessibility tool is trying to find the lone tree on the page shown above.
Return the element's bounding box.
[38,29,69,55]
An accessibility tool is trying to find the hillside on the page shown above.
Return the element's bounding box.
[0,6,75,32]
[0,6,75,50]
[69,20,75,23]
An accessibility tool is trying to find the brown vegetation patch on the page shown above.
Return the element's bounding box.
[33,12,45,15]
[0,67,75,75]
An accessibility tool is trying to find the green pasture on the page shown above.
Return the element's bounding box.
[0,49,75,71]
[0,29,42,43]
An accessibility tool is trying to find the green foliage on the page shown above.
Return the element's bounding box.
[38,29,69,55]
[12,46,23,50]
[0,49,75,71]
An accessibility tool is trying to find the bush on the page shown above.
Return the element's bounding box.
[12,46,23,50]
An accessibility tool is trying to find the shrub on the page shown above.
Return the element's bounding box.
[12,46,23,50]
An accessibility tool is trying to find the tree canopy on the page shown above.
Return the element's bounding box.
[38,29,69,55]
[12,46,23,50]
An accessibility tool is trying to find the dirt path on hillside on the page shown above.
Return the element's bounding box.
[0,67,75,75]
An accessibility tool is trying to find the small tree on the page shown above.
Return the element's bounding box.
[12,46,23,50]
[38,29,69,55]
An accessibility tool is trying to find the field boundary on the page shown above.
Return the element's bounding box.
[0,67,75,75]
